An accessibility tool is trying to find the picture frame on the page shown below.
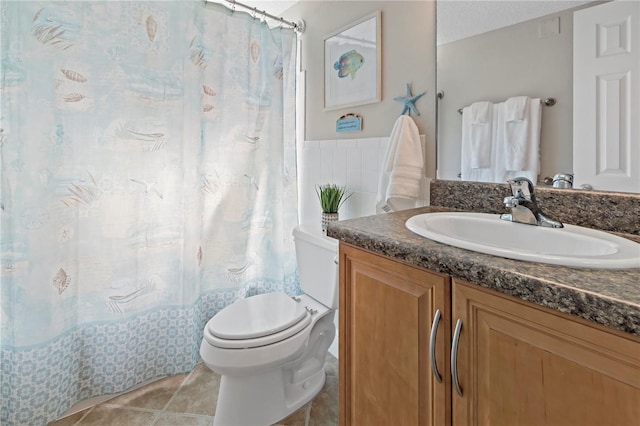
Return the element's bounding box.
[323,11,381,111]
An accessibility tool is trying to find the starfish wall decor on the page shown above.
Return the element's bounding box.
[393,83,425,116]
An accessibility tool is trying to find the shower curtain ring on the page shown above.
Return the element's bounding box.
[279,17,284,29]
[229,0,236,13]
[252,7,257,19]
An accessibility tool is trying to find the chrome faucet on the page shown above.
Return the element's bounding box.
[500,177,563,228]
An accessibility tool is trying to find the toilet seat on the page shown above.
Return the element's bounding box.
[204,292,313,349]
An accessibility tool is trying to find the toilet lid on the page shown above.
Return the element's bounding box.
[207,292,308,340]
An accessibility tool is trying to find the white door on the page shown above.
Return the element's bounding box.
[573,0,639,193]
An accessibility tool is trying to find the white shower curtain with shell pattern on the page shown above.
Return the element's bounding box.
[0,1,298,424]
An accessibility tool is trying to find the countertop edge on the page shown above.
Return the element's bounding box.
[327,207,640,338]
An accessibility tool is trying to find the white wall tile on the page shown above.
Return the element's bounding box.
[361,167,379,194]
[305,148,321,187]
[346,146,362,188]
[361,145,379,172]
[320,146,334,183]
[332,147,347,186]
[299,136,406,226]
[337,138,357,149]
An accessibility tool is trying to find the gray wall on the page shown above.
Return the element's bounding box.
[437,6,583,182]
[283,1,437,177]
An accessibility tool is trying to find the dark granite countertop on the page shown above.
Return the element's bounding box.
[327,207,640,337]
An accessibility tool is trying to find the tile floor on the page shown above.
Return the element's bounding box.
[50,355,338,426]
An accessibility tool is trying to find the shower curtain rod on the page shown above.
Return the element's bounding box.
[205,0,306,34]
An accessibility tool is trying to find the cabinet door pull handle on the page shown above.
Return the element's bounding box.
[429,309,442,383]
[451,319,463,397]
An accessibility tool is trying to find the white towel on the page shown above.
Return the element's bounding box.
[502,97,539,171]
[470,101,492,124]
[496,98,541,183]
[504,96,529,122]
[376,115,424,213]
[460,103,499,182]
[463,102,494,168]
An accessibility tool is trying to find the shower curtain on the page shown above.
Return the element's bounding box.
[0,1,299,424]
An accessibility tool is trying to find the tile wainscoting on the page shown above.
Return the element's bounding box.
[298,136,428,228]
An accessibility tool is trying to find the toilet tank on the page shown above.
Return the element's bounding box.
[293,224,339,309]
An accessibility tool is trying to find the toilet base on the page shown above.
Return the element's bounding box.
[213,367,325,426]
[209,313,335,425]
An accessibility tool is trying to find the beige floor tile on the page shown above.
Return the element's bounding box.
[308,375,338,426]
[164,363,220,416]
[51,352,337,425]
[152,413,213,426]
[48,408,90,426]
[76,406,157,425]
[274,355,338,426]
[273,402,311,426]
[107,374,188,410]
[324,354,338,378]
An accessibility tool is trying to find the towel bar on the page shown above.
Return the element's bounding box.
[457,97,556,114]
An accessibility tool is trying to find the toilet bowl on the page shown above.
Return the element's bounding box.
[200,224,338,426]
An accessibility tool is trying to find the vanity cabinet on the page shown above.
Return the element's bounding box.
[338,243,451,426]
[339,244,640,426]
[452,279,640,425]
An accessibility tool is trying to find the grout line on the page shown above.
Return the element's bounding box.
[94,404,215,425]
[149,410,214,424]
[156,413,215,421]
[98,403,164,415]
[158,364,218,422]
[148,411,161,426]
[304,402,312,426]
[160,362,201,412]
[69,406,93,426]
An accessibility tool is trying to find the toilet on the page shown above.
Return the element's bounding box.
[199,224,338,425]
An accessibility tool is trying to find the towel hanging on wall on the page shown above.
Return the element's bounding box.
[496,97,542,183]
[460,97,542,184]
[376,115,424,213]
[504,95,529,122]
[466,101,493,168]
[499,96,540,171]
[460,102,497,182]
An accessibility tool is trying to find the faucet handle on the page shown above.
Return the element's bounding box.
[507,177,535,201]
[552,173,574,189]
[503,196,518,208]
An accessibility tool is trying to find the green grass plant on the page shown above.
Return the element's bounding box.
[316,184,353,213]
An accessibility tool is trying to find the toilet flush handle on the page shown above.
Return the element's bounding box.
[334,256,338,265]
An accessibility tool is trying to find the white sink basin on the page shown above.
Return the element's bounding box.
[405,212,640,269]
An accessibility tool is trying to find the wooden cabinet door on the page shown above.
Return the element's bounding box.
[452,279,640,426]
[339,244,451,426]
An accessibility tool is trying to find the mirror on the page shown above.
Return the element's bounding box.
[436,0,638,193]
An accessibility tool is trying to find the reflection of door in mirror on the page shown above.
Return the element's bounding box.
[573,0,639,193]
[436,1,639,193]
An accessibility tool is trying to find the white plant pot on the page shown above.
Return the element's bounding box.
[321,212,339,233]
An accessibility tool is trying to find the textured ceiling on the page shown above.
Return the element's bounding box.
[437,0,594,45]
[237,0,297,16]
[229,1,595,46]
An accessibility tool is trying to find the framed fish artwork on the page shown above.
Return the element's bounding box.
[323,11,381,111]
